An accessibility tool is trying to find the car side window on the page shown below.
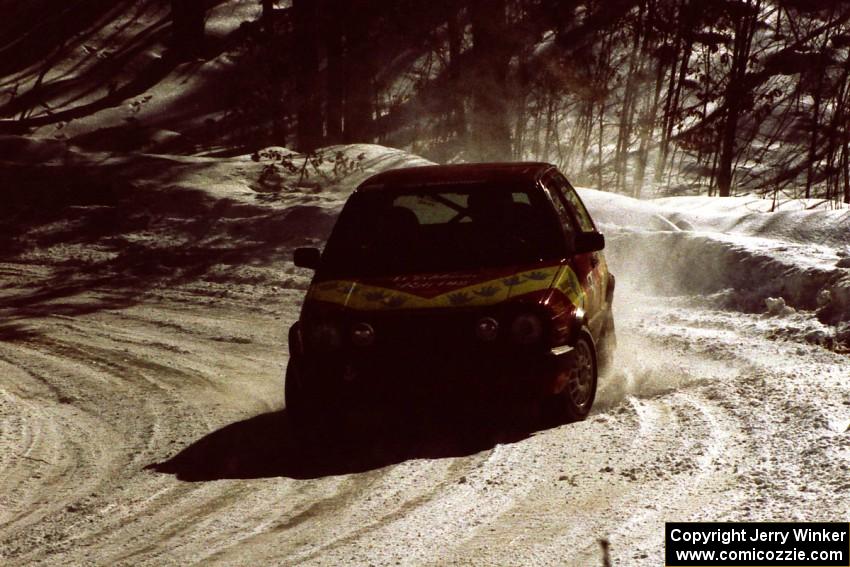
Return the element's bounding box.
[554,174,596,232]
[552,194,577,235]
[541,173,576,239]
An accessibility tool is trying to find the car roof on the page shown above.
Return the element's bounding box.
[356,162,555,192]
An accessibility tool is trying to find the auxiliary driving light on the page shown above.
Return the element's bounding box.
[308,321,342,351]
[351,322,376,347]
[475,317,500,342]
[510,312,544,345]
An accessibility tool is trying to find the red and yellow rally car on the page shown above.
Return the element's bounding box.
[286,163,615,431]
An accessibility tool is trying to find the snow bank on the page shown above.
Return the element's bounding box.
[653,195,849,249]
[579,188,850,325]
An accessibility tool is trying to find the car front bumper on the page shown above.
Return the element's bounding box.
[293,344,573,408]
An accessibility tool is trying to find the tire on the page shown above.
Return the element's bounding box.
[546,333,598,424]
[284,358,309,429]
[285,359,335,447]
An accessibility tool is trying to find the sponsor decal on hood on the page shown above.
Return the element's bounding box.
[307,263,585,310]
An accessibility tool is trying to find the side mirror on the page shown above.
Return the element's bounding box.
[294,247,321,270]
[574,232,605,254]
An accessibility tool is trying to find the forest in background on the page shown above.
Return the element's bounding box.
[3,0,850,204]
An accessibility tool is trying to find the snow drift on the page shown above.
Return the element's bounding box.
[580,189,850,327]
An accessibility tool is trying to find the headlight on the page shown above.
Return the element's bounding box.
[510,312,544,345]
[306,321,342,351]
[351,322,376,347]
[475,317,500,342]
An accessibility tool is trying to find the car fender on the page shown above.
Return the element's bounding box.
[288,321,303,359]
[567,309,593,348]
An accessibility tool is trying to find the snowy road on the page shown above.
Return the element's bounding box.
[1,257,847,566]
[1,144,847,565]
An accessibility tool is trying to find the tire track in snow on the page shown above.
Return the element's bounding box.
[1,257,846,566]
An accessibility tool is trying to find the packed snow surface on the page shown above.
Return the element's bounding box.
[0,143,848,566]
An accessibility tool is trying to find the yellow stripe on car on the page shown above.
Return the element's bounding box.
[308,265,587,311]
[553,265,586,310]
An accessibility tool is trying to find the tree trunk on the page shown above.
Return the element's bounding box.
[843,137,850,204]
[614,0,646,192]
[716,0,759,197]
[633,55,665,197]
[343,1,374,143]
[261,0,274,31]
[447,7,466,141]
[170,0,205,59]
[716,90,740,196]
[512,66,529,160]
[325,0,345,144]
[578,100,594,180]
[805,9,838,199]
[654,0,686,183]
[543,95,554,161]
[469,0,512,161]
[597,98,605,190]
[294,0,323,151]
[656,19,693,184]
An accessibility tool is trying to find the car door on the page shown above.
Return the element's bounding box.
[541,172,609,338]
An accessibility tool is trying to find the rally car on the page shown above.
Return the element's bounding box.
[286,163,615,433]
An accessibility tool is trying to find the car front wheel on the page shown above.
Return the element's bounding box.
[546,333,598,424]
[285,359,335,442]
[284,358,308,428]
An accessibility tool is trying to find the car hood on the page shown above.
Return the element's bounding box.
[306,262,583,311]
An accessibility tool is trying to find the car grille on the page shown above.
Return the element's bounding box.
[363,308,481,357]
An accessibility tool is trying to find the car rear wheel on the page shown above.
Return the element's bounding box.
[546,334,597,424]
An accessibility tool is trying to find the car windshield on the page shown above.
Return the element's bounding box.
[320,183,565,278]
